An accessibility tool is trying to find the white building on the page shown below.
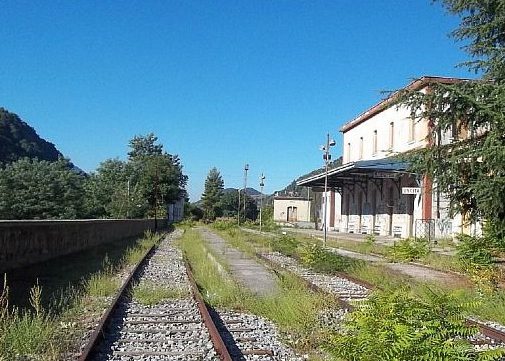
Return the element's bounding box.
[299,76,478,239]
[273,196,311,226]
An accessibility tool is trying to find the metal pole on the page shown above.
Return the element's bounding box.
[323,133,329,248]
[259,173,265,233]
[237,188,241,226]
[243,164,249,220]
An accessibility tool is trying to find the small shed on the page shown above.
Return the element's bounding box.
[273,196,311,225]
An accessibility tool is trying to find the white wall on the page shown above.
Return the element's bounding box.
[273,198,311,223]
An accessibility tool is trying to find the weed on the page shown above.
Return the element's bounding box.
[388,237,430,262]
[132,282,189,305]
[327,288,504,360]
[85,272,119,297]
[272,234,300,257]
[299,243,356,274]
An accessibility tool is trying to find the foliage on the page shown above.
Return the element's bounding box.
[184,202,204,221]
[212,217,237,230]
[201,167,224,221]
[299,243,355,274]
[364,234,376,245]
[0,280,63,360]
[399,1,505,251]
[388,238,430,262]
[0,158,87,219]
[272,234,300,257]
[220,190,258,221]
[86,133,187,219]
[327,288,504,361]
[0,107,62,165]
[457,234,500,292]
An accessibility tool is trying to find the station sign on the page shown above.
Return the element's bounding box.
[402,187,422,195]
[373,171,398,179]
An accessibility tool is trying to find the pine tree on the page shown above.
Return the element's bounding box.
[400,0,505,250]
[201,168,224,221]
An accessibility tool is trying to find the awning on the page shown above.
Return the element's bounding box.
[296,157,411,190]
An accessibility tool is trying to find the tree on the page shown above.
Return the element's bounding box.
[0,158,86,219]
[221,191,258,221]
[201,168,224,221]
[399,0,505,249]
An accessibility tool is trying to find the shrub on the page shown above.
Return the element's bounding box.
[212,217,237,231]
[457,235,500,293]
[389,238,430,262]
[271,234,300,257]
[326,289,505,361]
[364,234,376,245]
[299,243,354,274]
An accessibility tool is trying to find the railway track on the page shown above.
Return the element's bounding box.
[260,251,505,352]
[78,231,301,361]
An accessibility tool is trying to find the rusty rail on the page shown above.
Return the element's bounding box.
[185,259,233,361]
[77,243,156,361]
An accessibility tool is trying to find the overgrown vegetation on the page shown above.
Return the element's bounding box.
[178,228,338,355]
[0,278,65,360]
[299,243,357,274]
[327,288,505,361]
[0,231,163,360]
[388,238,430,262]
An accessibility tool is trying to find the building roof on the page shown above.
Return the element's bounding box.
[274,196,311,201]
[296,157,410,189]
[340,76,467,133]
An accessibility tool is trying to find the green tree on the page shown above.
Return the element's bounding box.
[127,134,187,218]
[201,168,224,221]
[0,158,86,219]
[400,0,505,250]
[221,191,258,221]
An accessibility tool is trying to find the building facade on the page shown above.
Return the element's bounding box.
[273,196,312,226]
[299,76,478,239]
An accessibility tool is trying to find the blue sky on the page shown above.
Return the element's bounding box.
[0,1,474,201]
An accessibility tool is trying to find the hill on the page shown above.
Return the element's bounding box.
[0,108,63,164]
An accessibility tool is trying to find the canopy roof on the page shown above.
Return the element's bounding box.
[297,158,411,190]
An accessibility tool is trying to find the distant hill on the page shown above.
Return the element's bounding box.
[0,108,63,164]
[223,187,261,196]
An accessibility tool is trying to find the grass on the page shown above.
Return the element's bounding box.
[0,231,165,360]
[215,227,505,326]
[178,228,338,357]
[132,282,189,305]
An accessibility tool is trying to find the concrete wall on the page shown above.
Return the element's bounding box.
[0,219,167,273]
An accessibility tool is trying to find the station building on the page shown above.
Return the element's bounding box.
[298,76,479,240]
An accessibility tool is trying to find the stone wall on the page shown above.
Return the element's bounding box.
[0,219,167,273]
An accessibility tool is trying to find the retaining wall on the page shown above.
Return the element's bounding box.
[0,219,167,273]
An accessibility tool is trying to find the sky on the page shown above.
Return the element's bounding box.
[0,1,475,201]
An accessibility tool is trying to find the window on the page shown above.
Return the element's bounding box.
[359,137,363,159]
[408,118,415,142]
[347,142,351,162]
[389,122,394,150]
[372,130,377,155]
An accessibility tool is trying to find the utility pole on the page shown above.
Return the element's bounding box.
[321,133,336,248]
[243,164,249,220]
[237,188,241,226]
[259,173,265,233]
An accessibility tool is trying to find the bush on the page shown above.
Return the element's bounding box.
[299,243,354,274]
[272,235,300,257]
[212,217,237,231]
[389,238,430,262]
[457,234,500,293]
[326,289,505,361]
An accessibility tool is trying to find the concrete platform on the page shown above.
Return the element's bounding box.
[197,227,279,296]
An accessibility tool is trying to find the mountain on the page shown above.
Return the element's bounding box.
[0,108,63,164]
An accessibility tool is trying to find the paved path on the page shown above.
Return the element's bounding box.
[198,227,279,296]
